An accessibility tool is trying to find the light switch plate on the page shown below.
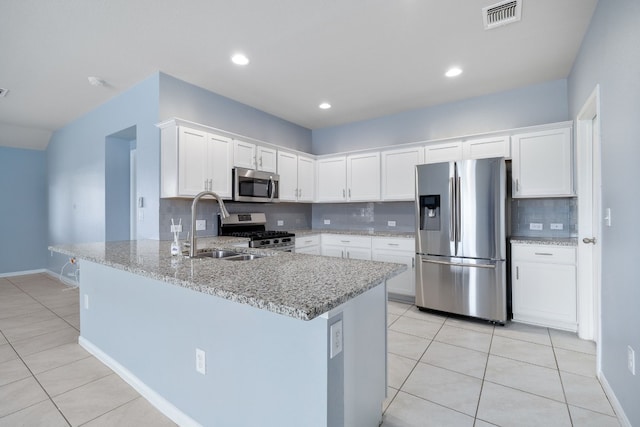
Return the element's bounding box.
[324,219,331,225]
[170,224,183,233]
[529,223,543,231]
[550,223,563,230]
[277,220,284,226]
[196,220,206,231]
[387,220,397,227]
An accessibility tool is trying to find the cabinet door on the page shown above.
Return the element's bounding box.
[321,246,344,258]
[317,156,347,202]
[277,151,299,201]
[512,127,573,197]
[424,141,462,164]
[233,140,256,169]
[178,127,209,196]
[208,133,233,198]
[347,152,380,201]
[372,251,415,297]
[463,136,509,160]
[512,261,576,330]
[297,156,315,202]
[381,147,424,201]
[257,146,277,173]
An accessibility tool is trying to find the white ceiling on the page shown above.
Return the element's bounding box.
[0,0,597,150]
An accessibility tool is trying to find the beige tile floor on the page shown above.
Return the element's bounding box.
[0,273,620,426]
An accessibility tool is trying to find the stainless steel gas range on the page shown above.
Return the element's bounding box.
[218,213,295,251]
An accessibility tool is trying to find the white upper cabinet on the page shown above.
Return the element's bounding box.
[233,139,256,170]
[161,125,233,198]
[511,127,573,198]
[424,141,462,164]
[381,146,424,201]
[463,135,510,159]
[316,156,347,202]
[257,146,277,173]
[297,155,315,202]
[277,151,315,202]
[347,152,380,201]
[425,136,510,164]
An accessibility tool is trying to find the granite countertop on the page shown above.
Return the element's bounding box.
[293,229,415,238]
[510,237,578,246]
[49,238,405,321]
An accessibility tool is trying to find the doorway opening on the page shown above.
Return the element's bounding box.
[576,85,602,364]
[105,126,137,242]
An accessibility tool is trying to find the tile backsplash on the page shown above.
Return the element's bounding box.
[159,199,311,241]
[311,202,415,233]
[510,198,577,238]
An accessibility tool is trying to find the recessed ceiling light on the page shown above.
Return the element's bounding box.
[319,102,331,110]
[445,67,463,78]
[231,54,250,66]
[87,76,106,87]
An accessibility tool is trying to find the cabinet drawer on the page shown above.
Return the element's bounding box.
[295,234,320,248]
[372,237,414,252]
[511,244,575,264]
[322,234,371,248]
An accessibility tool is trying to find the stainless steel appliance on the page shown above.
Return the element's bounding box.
[415,157,506,323]
[218,213,295,251]
[233,167,279,203]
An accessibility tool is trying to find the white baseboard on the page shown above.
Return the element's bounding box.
[78,336,202,427]
[0,268,46,278]
[599,372,631,427]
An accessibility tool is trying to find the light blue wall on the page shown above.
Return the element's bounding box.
[159,73,312,152]
[568,0,640,424]
[0,147,48,274]
[310,79,570,232]
[47,73,160,272]
[312,79,569,155]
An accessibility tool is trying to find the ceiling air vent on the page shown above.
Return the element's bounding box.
[483,0,522,30]
[0,88,8,98]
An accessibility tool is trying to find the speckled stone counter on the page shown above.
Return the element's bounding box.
[510,237,578,246]
[49,238,405,321]
[294,229,415,239]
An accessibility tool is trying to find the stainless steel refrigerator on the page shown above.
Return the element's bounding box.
[415,157,506,323]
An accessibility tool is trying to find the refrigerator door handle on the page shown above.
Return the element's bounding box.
[456,176,461,244]
[449,177,455,242]
[421,258,496,269]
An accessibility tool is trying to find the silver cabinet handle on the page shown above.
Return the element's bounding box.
[340,240,350,244]
[208,179,213,191]
[204,180,208,191]
[341,250,345,259]
[349,188,351,198]
[516,266,519,280]
[516,179,520,192]
[387,243,399,246]
[342,189,346,198]
[583,237,597,244]
[259,156,263,167]
[534,252,553,256]
[411,257,415,268]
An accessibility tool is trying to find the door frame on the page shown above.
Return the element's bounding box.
[576,85,602,359]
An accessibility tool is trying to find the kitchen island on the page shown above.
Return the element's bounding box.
[50,239,405,427]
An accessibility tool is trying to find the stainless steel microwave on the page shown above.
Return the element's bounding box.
[233,167,280,203]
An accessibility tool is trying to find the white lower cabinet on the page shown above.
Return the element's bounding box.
[321,234,372,260]
[295,234,321,255]
[511,243,577,331]
[371,237,415,301]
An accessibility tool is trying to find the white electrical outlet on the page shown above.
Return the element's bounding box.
[138,210,144,221]
[605,208,612,227]
[84,294,89,310]
[550,223,563,230]
[529,223,543,231]
[196,348,206,375]
[170,224,182,233]
[196,220,206,231]
[324,219,331,225]
[628,346,636,375]
[277,220,284,226]
[330,320,343,358]
[387,220,397,227]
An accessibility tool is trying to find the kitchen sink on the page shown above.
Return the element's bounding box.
[188,249,264,261]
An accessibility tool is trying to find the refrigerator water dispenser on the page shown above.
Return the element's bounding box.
[419,195,440,231]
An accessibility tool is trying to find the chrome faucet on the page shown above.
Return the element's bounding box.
[189,191,230,258]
